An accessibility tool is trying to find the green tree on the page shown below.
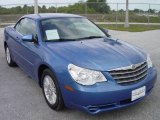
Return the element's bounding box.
[58,3,86,13]
[41,5,47,13]
[148,9,156,14]
[11,6,22,14]
[87,0,110,13]
[48,6,56,13]
[119,9,125,13]
[58,2,95,14]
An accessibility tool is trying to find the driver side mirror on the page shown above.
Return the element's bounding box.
[22,34,38,44]
[101,28,111,38]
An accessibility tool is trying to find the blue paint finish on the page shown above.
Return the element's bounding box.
[4,13,157,114]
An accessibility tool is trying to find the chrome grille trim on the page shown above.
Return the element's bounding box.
[113,67,147,80]
[108,62,148,84]
[117,72,147,84]
[109,62,146,71]
[109,63,147,75]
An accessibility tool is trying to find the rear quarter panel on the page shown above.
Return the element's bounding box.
[4,26,18,61]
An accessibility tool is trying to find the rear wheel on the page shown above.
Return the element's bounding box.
[42,69,64,110]
[5,46,16,67]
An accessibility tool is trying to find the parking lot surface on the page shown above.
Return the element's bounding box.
[0,28,160,120]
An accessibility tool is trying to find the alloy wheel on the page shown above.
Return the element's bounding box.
[43,75,57,105]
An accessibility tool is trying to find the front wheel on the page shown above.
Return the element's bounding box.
[42,69,64,110]
[5,46,16,67]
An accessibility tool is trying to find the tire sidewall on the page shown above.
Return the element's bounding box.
[41,69,60,109]
[5,46,12,66]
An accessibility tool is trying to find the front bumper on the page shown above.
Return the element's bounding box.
[62,67,157,114]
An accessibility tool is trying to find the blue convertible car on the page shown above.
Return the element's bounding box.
[4,13,157,114]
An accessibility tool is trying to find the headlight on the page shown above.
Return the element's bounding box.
[147,54,152,68]
[68,64,107,85]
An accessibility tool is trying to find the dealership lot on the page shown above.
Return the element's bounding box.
[0,28,160,120]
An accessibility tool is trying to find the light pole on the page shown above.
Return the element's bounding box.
[124,0,129,27]
[34,0,38,14]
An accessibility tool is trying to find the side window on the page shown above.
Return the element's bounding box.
[15,18,37,37]
[15,20,22,33]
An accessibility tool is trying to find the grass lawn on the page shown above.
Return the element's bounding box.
[0,25,8,28]
[1,24,160,32]
[98,24,160,32]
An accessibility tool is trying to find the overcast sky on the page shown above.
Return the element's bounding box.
[0,0,160,5]
[0,0,160,10]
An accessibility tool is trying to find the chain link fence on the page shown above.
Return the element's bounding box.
[0,2,160,29]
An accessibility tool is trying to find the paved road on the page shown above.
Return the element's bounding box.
[0,28,160,120]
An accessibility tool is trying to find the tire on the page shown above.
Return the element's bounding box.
[5,45,16,67]
[41,69,64,110]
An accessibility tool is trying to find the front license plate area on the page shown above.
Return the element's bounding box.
[131,86,146,101]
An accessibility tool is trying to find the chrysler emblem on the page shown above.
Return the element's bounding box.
[132,65,136,69]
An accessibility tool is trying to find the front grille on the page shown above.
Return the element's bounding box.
[108,62,148,84]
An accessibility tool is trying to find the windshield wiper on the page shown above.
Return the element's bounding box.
[46,38,76,42]
[45,36,104,42]
[58,38,76,41]
[76,36,104,40]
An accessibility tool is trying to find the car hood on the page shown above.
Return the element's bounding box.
[46,38,146,71]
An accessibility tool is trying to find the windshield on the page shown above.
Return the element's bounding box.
[40,17,106,41]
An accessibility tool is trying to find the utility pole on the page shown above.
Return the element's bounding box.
[34,0,38,14]
[124,0,129,27]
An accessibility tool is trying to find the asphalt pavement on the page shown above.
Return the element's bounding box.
[0,28,160,120]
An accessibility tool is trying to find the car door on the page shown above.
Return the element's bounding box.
[13,18,41,78]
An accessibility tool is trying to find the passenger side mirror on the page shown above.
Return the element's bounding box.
[101,28,111,38]
[22,34,38,44]
[22,34,34,42]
